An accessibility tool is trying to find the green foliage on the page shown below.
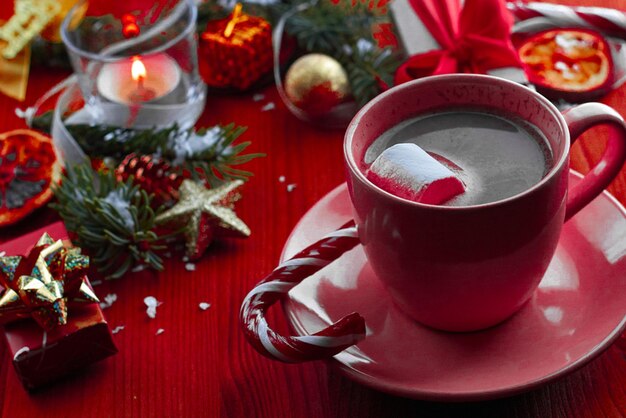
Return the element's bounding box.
[346,46,401,107]
[48,123,262,276]
[285,0,384,52]
[66,123,264,186]
[283,0,399,106]
[51,165,167,279]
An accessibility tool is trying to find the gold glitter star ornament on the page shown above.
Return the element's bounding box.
[155,179,251,260]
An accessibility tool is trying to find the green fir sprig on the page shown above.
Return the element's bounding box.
[65,123,263,186]
[43,119,261,277]
[285,0,384,53]
[51,165,168,279]
[48,123,262,276]
[283,0,399,106]
[346,45,401,107]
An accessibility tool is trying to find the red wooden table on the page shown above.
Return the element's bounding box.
[2,0,626,416]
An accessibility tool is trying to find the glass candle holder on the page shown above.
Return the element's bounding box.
[61,0,206,129]
[273,1,359,129]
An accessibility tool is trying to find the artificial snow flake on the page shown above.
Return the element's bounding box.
[287,183,297,192]
[155,328,165,336]
[252,93,265,102]
[357,38,375,54]
[103,189,135,232]
[131,264,148,273]
[73,188,86,203]
[112,325,125,334]
[185,263,196,271]
[100,293,118,309]
[278,175,285,183]
[261,102,275,111]
[170,126,222,166]
[199,302,211,311]
[144,296,162,319]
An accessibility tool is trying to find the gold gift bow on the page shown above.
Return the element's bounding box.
[0,233,99,331]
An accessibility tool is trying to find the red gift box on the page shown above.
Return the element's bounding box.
[199,4,273,90]
[390,0,528,84]
[0,222,117,390]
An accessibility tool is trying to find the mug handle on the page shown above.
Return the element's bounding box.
[240,221,365,362]
[562,103,626,221]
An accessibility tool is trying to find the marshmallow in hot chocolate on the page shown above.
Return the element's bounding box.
[366,143,465,205]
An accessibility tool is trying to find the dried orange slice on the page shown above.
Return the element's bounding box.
[518,29,613,101]
[0,130,62,227]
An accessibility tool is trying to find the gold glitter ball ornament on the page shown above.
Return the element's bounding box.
[284,53,351,116]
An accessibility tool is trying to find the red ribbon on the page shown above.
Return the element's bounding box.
[394,0,522,84]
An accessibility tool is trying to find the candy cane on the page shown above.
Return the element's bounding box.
[240,221,366,363]
[507,2,626,38]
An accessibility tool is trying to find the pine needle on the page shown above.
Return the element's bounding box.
[65,123,264,186]
[50,164,167,279]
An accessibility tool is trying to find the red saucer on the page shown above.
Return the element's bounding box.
[281,172,626,401]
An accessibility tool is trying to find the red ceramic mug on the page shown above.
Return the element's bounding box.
[344,74,626,332]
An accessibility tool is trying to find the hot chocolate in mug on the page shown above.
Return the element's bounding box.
[241,74,626,362]
[345,74,626,331]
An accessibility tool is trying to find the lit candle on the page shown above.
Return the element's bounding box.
[128,57,157,102]
[96,53,181,104]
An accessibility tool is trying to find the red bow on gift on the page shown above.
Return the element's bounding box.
[394,0,522,84]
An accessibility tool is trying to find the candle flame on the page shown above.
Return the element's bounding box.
[224,3,243,38]
[131,56,147,81]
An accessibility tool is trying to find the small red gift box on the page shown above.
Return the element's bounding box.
[0,222,117,390]
[199,4,273,90]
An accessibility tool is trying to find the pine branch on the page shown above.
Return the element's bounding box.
[50,164,168,279]
[286,0,386,56]
[65,123,264,186]
[345,45,400,107]
[283,0,400,107]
